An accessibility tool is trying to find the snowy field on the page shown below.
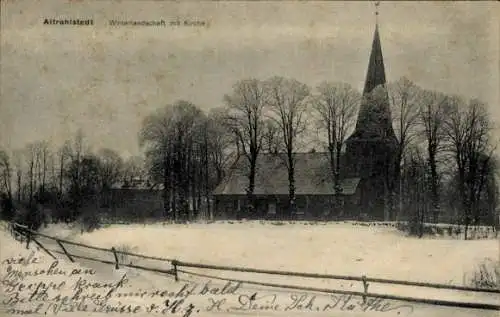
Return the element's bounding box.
[1,221,499,317]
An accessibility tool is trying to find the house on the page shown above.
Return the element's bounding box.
[102,177,164,220]
[213,152,361,220]
[213,19,398,221]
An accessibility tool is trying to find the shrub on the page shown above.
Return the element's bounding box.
[14,204,44,231]
[115,243,139,265]
[79,210,101,233]
[422,225,433,236]
[465,258,500,289]
[271,221,285,226]
[0,193,15,221]
[396,222,408,232]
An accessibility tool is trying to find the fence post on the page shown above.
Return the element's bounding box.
[362,275,369,304]
[25,229,31,249]
[111,247,120,269]
[172,260,179,282]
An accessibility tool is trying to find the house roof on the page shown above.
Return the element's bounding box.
[111,178,163,190]
[213,152,360,196]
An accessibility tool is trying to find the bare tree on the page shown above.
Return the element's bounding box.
[443,96,495,239]
[34,140,50,200]
[140,100,206,221]
[64,130,89,217]
[207,107,235,187]
[262,119,280,154]
[13,150,23,202]
[223,79,268,218]
[0,148,14,220]
[0,148,13,201]
[387,77,421,219]
[66,152,102,228]
[141,105,175,218]
[24,143,37,207]
[66,130,86,190]
[57,141,72,196]
[313,81,360,215]
[403,146,431,237]
[122,155,146,184]
[418,89,449,222]
[266,76,311,217]
[97,148,124,190]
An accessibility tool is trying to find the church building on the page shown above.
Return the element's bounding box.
[213,16,398,221]
[344,22,399,220]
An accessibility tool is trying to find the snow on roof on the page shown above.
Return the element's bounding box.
[214,152,360,196]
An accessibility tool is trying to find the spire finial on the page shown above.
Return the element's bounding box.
[374,1,380,26]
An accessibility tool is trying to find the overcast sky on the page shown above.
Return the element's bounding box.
[1,1,498,158]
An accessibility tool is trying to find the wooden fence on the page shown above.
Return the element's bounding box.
[6,222,500,312]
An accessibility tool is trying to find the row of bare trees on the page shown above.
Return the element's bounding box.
[217,76,498,229]
[389,79,498,237]
[139,101,233,221]
[0,75,497,231]
[0,130,145,227]
[222,77,313,218]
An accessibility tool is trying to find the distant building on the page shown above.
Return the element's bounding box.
[102,177,164,220]
[213,21,398,220]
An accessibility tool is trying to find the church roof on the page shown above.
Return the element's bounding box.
[213,152,360,196]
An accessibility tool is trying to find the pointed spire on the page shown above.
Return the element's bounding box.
[363,6,386,95]
[347,2,396,140]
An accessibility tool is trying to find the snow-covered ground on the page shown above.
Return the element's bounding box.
[1,221,499,317]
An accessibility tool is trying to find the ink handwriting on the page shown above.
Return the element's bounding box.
[1,254,200,316]
[1,252,414,316]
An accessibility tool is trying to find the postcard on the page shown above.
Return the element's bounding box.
[0,1,499,316]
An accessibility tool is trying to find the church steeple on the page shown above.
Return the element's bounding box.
[344,2,399,221]
[362,24,386,95]
[349,3,395,140]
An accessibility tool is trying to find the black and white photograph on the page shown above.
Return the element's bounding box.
[0,1,499,316]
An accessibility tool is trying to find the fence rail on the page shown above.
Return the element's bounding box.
[6,222,500,312]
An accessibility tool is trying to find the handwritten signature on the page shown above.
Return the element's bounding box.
[206,292,414,315]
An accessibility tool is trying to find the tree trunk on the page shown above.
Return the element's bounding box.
[328,143,336,217]
[42,152,47,197]
[29,160,34,207]
[458,165,468,240]
[246,156,257,220]
[59,154,64,196]
[335,141,343,217]
[196,144,203,219]
[204,130,211,220]
[186,143,192,221]
[394,152,403,221]
[162,151,170,220]
[429,148,439,223]
[17,171,21,202]
[191,166,197,219]
[288,153,296,219]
